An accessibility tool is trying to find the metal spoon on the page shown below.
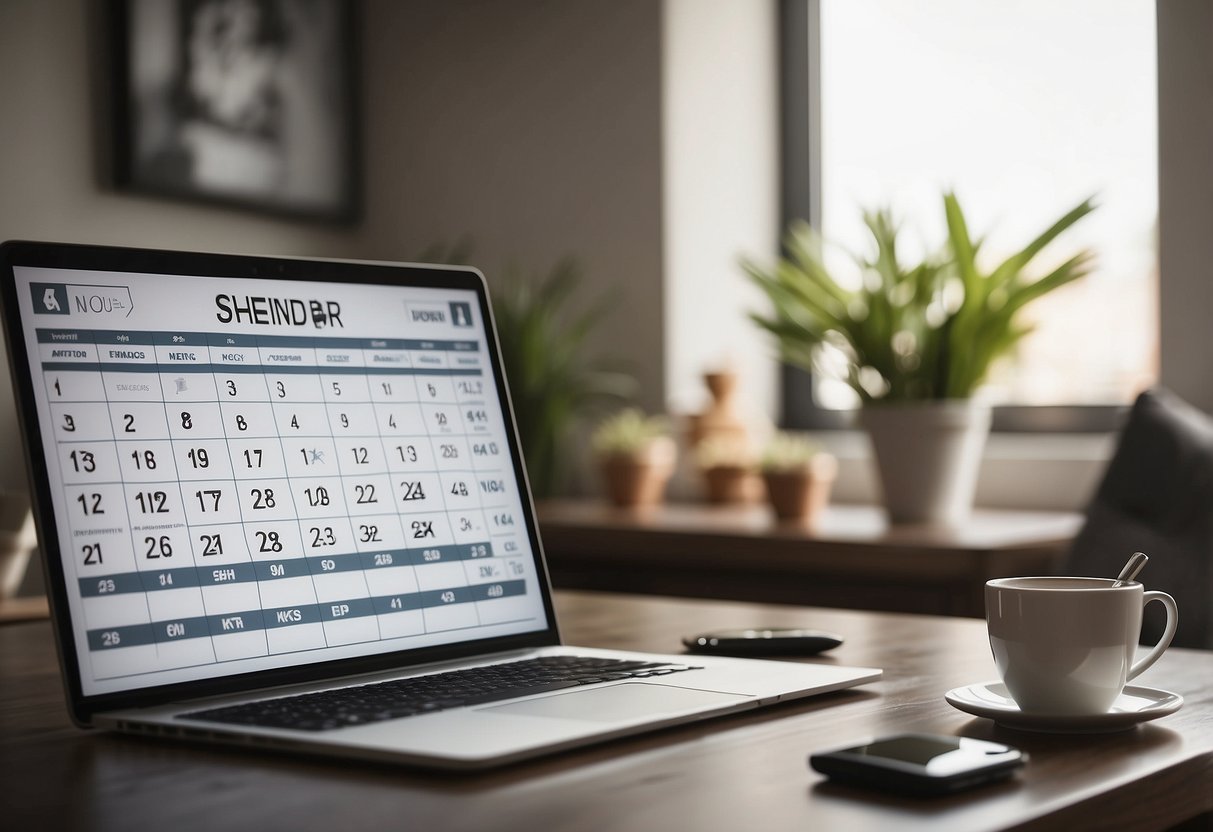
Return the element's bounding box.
[1112,551,1149,587]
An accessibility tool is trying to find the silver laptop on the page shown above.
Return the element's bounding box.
[0,241,880,770]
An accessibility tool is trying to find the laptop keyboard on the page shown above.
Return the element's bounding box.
[180,656,702,732]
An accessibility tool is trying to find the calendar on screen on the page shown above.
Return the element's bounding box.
[9,265,547,696]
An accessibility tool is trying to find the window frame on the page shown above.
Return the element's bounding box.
[777,0,1135,435]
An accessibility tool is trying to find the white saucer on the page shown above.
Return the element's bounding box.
[945,681,1183,733]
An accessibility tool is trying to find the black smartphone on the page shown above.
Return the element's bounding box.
[682,628,842,657]
[809,734,1025,796]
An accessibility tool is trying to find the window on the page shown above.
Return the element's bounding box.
[781,0,1157,431]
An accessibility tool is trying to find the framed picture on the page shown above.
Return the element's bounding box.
[109,0,359,223]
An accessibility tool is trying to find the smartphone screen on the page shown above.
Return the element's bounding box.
[855,735,973,768]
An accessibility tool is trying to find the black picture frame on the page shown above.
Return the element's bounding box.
[109,0,360,223]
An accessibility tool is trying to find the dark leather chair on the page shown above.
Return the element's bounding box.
[1064,388,1213,649]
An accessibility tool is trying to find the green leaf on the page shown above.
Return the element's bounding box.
[944,193,980,293]
[742,190,1096,402]
[988,197,1097,293]
[783,223,853,307]
[1002,251,1096,314]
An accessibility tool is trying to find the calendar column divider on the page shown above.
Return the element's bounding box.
[213,347,273,659]
[104,356,160,663]
[447,402,484,630]
[457,374,494,628]
[367,388,411,635]
[49,333,125,673]
[263,335,333,651]
[152,350,220,665]
[363,353,411,642]
[324,343,383,645]
[374,355,428,635]
[416,352,483,632]
[272,350,320,649]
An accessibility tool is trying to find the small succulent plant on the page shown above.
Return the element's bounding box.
[760,431,823,472]
[591,409,671,457]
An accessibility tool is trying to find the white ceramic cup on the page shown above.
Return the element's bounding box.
[985,576,1178,716]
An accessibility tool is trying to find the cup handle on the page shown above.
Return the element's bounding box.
[1128,591,1178,681]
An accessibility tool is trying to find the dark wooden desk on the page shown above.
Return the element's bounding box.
[2,590,1211,831]
[539,501,1084,617]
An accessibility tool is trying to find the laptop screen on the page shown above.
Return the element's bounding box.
[3,248,552,699]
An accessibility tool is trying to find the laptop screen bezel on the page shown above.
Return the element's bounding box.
[0,240,562,724]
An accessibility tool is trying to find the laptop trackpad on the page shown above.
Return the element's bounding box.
[479,682,748,723]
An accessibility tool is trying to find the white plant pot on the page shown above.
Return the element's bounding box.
[859,400,991,525]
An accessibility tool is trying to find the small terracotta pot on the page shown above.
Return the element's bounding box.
[599,438,676,508]
[702,465,759,504]
[762,454,837,526]
[698,465,761,504]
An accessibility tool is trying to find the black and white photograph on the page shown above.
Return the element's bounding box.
[112,0,357,221]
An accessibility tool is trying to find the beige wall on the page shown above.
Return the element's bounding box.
[353,0,666,410]
[1157,0,1213,414]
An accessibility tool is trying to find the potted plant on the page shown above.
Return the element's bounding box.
[592,409,677,508]
[760,432,837,526]
[742,192,1095,524]
[695,435,758,505]
[415,242,636,499]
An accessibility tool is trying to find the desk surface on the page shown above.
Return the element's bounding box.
[3,591,1210,832]
[539,502,1083,616]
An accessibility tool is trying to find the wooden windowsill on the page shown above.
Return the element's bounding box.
[537,500,1083,617]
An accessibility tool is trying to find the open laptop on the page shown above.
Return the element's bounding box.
[0,240,880,770]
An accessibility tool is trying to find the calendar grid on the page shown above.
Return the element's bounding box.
[36,324,537,686]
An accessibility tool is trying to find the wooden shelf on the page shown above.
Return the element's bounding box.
[0,595,49,624]
[537,500,1083,617]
